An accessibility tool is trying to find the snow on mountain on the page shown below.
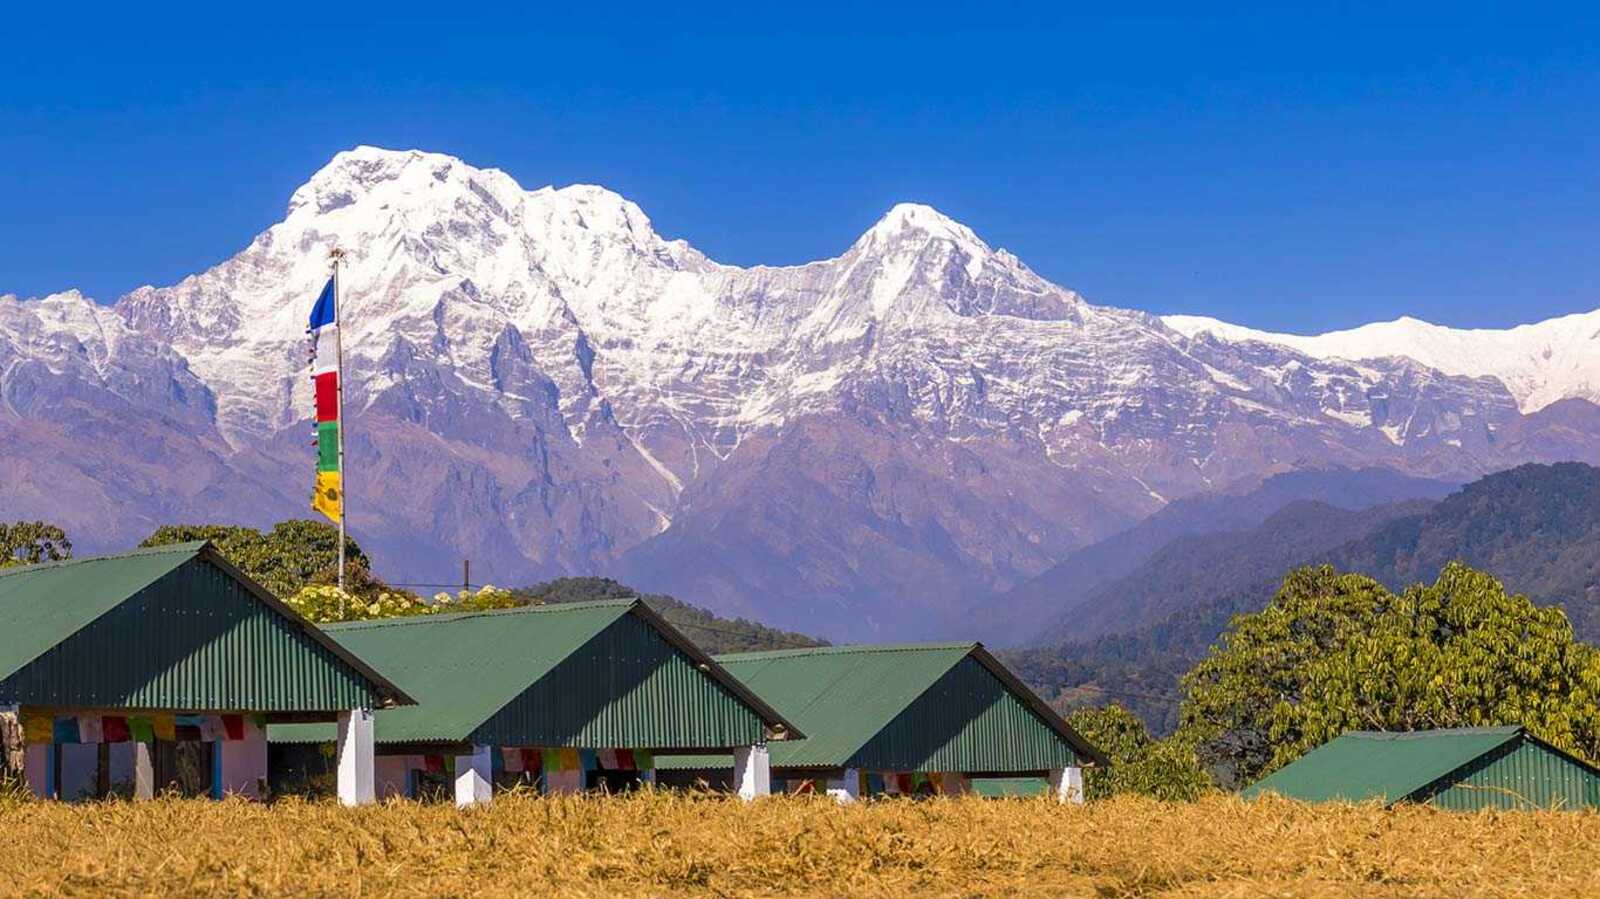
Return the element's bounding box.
[1164,309,1600,414]
[3,145,1599,637]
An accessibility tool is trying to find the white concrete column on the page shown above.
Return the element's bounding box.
[218,728,269,800]
[336,708,376,806]
[733,744,771,801]
[455,744,493,808]
[826,768,862,803]
[1048,766,1085,804]
[133,741,155,800]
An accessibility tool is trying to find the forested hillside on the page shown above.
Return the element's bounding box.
[513,577,828,654]
[1006,463,1600,730]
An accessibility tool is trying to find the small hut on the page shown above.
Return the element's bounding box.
[267,599,799,805]
[0,542,412,803]
[1245,726,1600,810]
[656,643,1104,801]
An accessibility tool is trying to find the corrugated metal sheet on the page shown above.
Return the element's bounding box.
[1422,738,1600,811]
[1246,726,1600,811]
[852,656,1081,771]
[271,600,769,749]
[659,644,1090,773]
[0,544,194,682]
[0,549,390,711]
[1245,727,1523,804]
[474,608,766,748]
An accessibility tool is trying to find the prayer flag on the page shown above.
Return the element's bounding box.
[152,714,176,742]
[129,716,155,744]
[307,277,343,524]
[52,717,77,744]
[221,714,245,741]
[102,716,131,743]
[502,747,524,773]
[22,713,51,744]
[77,715,103,744]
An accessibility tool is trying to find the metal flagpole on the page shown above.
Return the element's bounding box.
[330,248,348,604]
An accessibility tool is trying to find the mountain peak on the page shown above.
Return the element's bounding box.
[859,202,985,249]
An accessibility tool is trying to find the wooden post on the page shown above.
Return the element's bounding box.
[455,744,492,807]
[733,744,770,801]
[336,708,375,806]
[1048,766,1085,804]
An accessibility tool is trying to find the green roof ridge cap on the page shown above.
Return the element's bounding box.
[717,642,978,662]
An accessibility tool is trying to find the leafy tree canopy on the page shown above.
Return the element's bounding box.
[0,521,72,568]
[140,520,379,599]
[1178,563,1600,790]
[1066,704,1211,801]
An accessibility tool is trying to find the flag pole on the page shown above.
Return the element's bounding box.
[330,248,348,603]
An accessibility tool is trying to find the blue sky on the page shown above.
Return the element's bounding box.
[4,3,1597,332]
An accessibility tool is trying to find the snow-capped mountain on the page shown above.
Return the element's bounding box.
[4,146,1597,638]
[1164,310,1600,414]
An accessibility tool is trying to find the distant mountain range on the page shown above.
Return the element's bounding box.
[3,146,1598,638]
[1004,462,1600,730]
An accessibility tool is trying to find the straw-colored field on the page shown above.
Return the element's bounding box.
[2,791,1596,897]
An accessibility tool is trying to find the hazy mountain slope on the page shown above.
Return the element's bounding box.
[1328,462,1600,638]
[960,468,1460,646]
[1005,462,1600,730]
[3,146,1599,638]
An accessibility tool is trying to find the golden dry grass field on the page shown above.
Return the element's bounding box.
[2,791,1597,897]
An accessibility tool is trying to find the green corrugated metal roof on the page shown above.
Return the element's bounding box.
[0,543,198,682]
[0,543,412,711]
[1245,727,1528,804]
[269,600,796,747]
[659,643,1102,772]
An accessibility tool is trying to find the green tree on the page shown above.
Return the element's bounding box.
[0,521,72,567]
[1066,704,1211,801]
[1178,563,1600,790]
[140,520,377,599]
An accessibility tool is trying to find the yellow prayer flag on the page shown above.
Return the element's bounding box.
[557,748,580,772]
[22,712,52,744]
[312,471,342,524]
[152,713,176,742]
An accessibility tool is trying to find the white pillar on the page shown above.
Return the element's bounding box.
[336,708,376,806]
[1048,766,1085,804]
[826,768,862,803]
[733,744,770,801]
[133,741,155,800]
[455,744,493,808]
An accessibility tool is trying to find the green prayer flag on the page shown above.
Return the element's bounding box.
[128,716,154,743]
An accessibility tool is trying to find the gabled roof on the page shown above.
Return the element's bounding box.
[0,543,198,682]
[0,542,413,708]
[270,599,798,746]
[1243,726,1593,804]
[689,642,1103,769]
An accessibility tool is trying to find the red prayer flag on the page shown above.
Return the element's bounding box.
[221,714,245,741]
[615,749,634,770]
[424,754,444,773]
[522,749,541,774]
[101,716,131,743]
[314,371,339,422]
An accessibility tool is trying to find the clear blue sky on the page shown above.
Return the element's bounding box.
[5,3,1597,332]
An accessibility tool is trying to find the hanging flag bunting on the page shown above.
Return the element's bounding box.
[307,277,343,525]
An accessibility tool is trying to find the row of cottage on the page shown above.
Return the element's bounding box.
[0,542,1101,805]
[8,542,1599,810]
